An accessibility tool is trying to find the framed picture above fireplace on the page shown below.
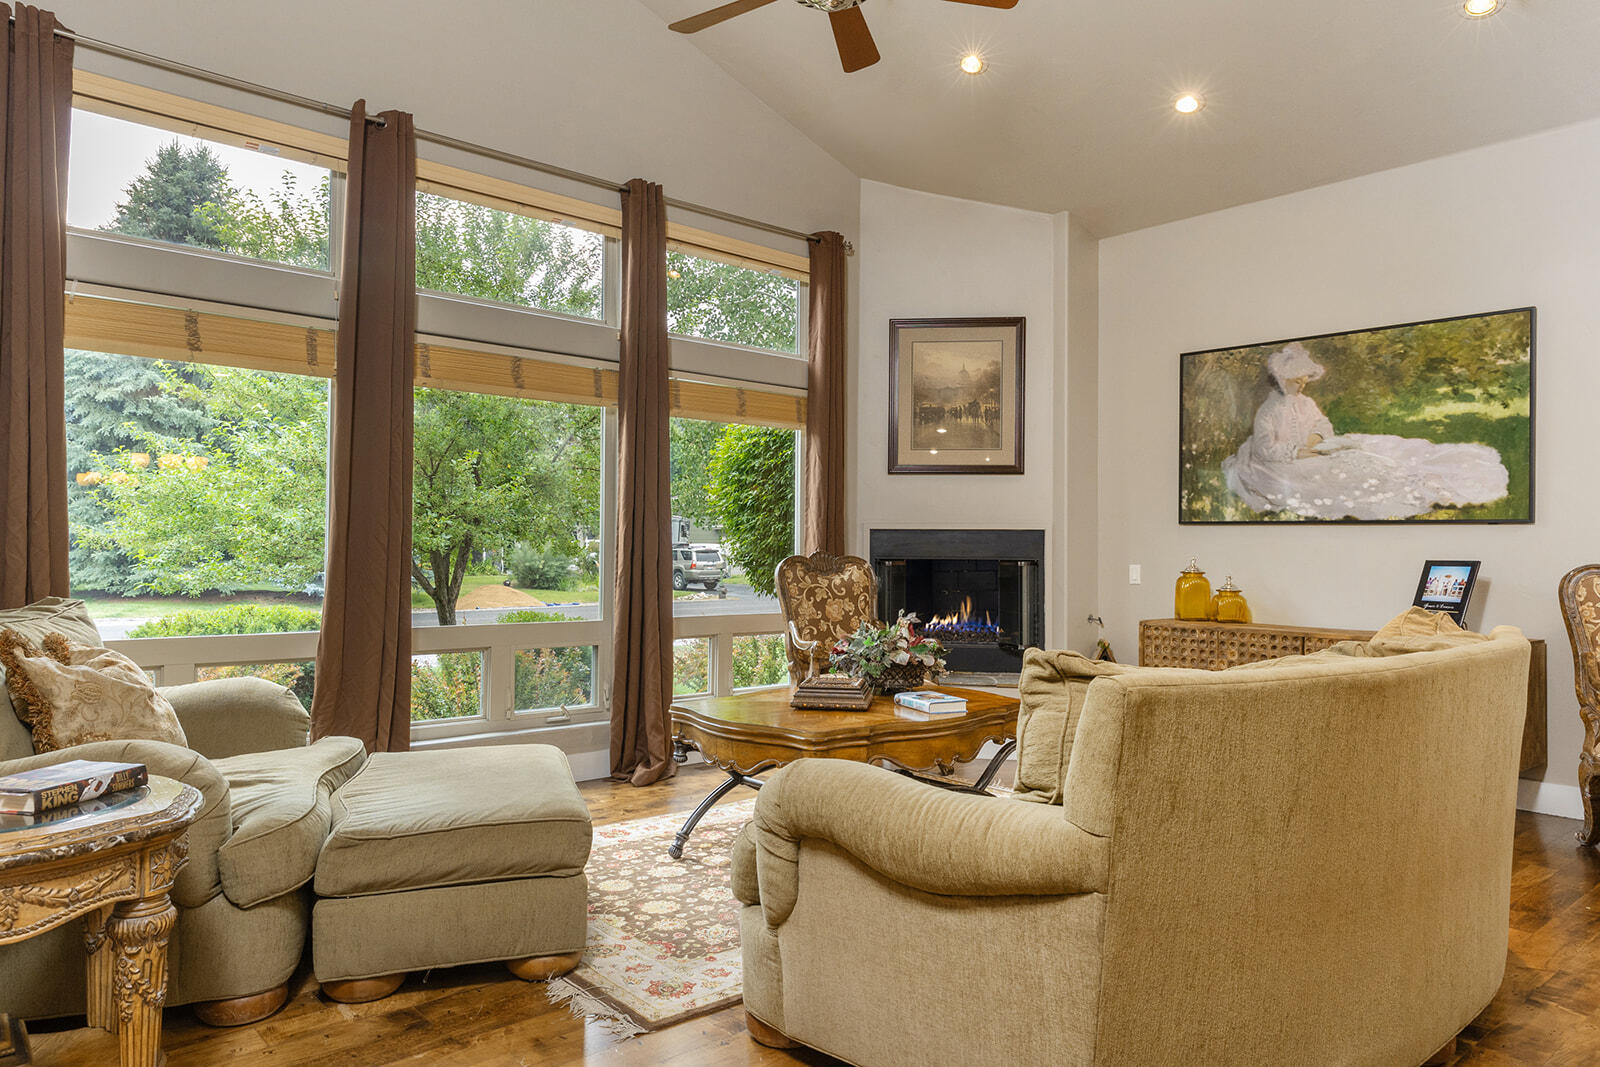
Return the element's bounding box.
[889,317,1025,474]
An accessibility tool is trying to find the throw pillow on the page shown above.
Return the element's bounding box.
[0,628,187,753]
[1014,650,1143,805]
[1369,606,1487,655]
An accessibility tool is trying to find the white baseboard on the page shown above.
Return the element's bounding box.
[1517,779,1584,820]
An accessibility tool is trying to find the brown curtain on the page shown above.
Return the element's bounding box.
[0,4,71,608]
[609,178,674,786]
[803,231,847,556]
[310,102,416,751]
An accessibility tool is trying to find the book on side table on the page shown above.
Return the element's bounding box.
[894,690,968,715]
[0,760,147,815]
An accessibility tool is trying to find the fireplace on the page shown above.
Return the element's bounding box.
[869,529,1045,678]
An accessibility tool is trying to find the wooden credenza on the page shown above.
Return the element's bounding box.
[1139,618,1547,778]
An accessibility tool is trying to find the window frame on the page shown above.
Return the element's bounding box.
[68,71,812,759]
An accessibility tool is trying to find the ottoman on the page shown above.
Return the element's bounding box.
[311,745,592,1003]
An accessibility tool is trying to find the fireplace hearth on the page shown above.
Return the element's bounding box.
[870,529,1044,679]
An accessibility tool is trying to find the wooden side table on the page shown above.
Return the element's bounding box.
[0,776,202,1067]
[668,686,1019,859]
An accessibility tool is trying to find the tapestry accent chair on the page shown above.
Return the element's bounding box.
[774,552,878,685]
[733,627,1532,1065]
[1560,564,1600,845]
[0,598,366,1028]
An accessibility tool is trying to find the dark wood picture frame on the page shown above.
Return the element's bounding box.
[1178,307,1535,524]
[888,317,1025,475]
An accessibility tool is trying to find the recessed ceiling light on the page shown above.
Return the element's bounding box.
[929,449,939,455]
[1462,0,1499,16]
[960,53,986,75]
[1174,92,1204,115]
[935,427,947,434]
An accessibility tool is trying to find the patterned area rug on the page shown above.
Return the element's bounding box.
[545,796,757,1036]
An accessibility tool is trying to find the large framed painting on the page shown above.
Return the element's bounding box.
[889,317,1024,474]
[1179,308,1535,524]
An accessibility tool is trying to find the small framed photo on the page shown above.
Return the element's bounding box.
[889,317,1025,474]
[1412,560,1481,625]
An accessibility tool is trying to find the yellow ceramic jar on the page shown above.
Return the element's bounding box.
[1214,575,1252,623]
[1174,558,1212,621]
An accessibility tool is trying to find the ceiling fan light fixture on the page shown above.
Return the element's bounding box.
[960,53,986,75]
[1173,92,1204,114]
[1462,0,1500,16]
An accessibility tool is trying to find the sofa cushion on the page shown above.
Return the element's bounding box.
[1014,650,1146,804]
[315,745,592,898]
[0,630,188,753]
[214,736,367,908]
[0,599,102,761]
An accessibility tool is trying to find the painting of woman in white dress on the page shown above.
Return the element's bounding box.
[1180,309,1533,523]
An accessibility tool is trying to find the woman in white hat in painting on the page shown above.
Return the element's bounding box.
[1221,342,1509,520]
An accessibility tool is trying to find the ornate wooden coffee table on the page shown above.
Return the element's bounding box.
[0,776,202,1067]
[668,686,1018,858]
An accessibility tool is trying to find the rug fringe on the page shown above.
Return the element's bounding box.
[543,976,647,1040]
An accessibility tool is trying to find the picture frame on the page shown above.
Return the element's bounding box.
[1412,560,1481,626]
[888,317,1025,474]
[1178,307,1535,524]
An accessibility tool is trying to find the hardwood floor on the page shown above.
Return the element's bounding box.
[26,765,1600,1066]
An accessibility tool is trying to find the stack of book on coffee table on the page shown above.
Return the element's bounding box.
[790,673,873,711]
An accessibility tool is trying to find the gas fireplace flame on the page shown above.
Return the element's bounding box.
[924,596,1001,642]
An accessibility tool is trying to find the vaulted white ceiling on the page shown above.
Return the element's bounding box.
[633,0,1600,235]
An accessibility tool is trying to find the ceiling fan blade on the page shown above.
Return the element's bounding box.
[669,0,780,34]
[943,0,1019,7]
[829,6,881,73]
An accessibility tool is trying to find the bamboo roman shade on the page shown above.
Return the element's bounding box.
[62,295,805,427]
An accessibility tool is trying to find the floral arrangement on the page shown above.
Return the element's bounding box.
[829,611,948,685]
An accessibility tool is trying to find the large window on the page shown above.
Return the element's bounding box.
[68,75,812,750]
[416,190,604,319]
[68,110,333,271]
[668,416,797,618]
[66,348,329,700]
[667,251,799,354]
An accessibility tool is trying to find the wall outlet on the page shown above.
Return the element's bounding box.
[1128,564,1142,585]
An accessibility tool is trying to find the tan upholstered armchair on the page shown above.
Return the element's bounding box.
[774,552,878,684]
[734,631,1533,1065]
[1560,564,1600,844]
[0,598,366,1027]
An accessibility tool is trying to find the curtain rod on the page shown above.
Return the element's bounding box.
[45,25,824,248]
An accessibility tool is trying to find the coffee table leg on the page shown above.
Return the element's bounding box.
[669,770,762,860]
[973,739,1018,792]
[107,893,177,1066]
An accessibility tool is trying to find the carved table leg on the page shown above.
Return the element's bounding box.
[107,894,178,1066]
[83,904,115,1031]
[973,738,1018,793]
[669,770,763,860]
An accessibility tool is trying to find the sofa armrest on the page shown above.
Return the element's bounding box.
[746,760,1108,927]
[159,677,310,759]
[0,740,231,908]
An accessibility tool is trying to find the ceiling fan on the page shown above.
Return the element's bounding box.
[669,0,1019,74]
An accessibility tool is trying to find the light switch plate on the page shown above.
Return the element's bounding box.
[1129,564,1142,585]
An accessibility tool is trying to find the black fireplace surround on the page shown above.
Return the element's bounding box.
[869,529,1045,675]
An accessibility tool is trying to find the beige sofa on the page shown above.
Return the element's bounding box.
[0,598,365,1025]
[733,627,1532,1066]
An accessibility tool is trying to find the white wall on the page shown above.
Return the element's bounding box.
[852,179,1089,646]
[52,0,858,245]
[1097,117,1600,816]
